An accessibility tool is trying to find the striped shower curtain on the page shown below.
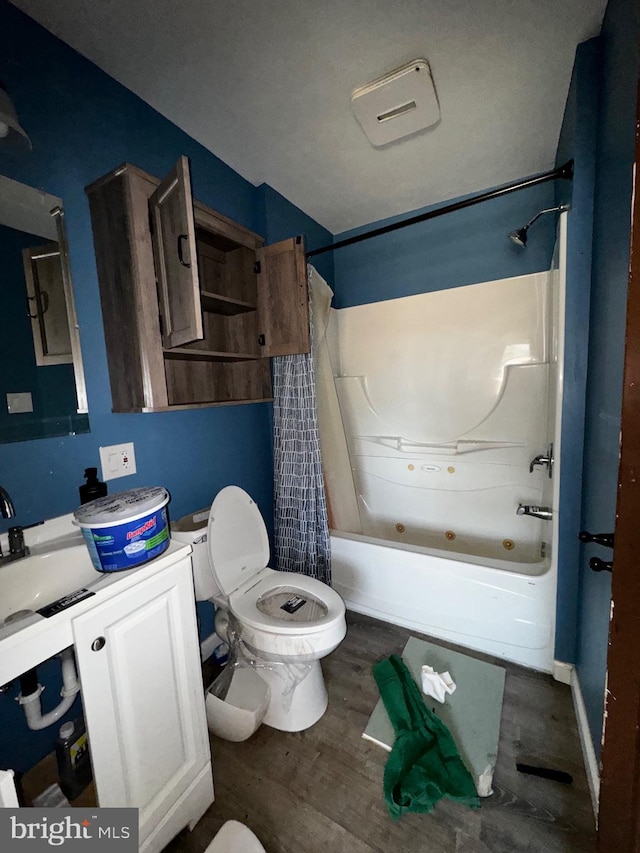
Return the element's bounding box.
[272,266,331,584]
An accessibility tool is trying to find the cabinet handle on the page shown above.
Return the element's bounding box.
[26,290,49,319]
[91,636,106,652]
[177,234,191,268]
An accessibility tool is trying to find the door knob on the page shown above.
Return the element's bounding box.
[579,531,614,548]
[91,636,106,651]
[589,557,613,573]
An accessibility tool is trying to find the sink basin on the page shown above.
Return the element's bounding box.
[0,538,99,626]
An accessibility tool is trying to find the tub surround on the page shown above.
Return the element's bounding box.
[324,218,567,673]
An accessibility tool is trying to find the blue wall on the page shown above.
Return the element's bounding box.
[553,39,600,664]
[331,181,557,308]
[0,0,331,773]
[576,0,639,756]
[256,184,334,288]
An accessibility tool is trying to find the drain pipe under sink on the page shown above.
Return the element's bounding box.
[17,648,80,731]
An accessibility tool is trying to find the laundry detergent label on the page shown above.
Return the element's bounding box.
[70,732,89,768]
[82,507,170,572]
[281,595,306,614]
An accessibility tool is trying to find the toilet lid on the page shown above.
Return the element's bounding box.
[207,486,270,596]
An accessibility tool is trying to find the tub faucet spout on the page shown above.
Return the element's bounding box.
[517,504,552,521]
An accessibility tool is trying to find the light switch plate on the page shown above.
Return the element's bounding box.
[99,442,137,481]
[6,392,33,414]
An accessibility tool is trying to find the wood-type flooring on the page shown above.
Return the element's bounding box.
[164,611,596,853]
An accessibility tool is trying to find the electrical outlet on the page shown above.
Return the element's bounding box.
[6,392,33,414]
[99,442,137,481]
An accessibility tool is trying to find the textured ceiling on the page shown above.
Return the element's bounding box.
[11,0,607,233]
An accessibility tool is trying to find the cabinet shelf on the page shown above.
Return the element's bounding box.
[200,290,256,315]
[163,347,258,362]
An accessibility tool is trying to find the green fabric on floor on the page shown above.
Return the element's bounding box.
[373,654,480,819]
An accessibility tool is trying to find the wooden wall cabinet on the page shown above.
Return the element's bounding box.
[85,157,309,412]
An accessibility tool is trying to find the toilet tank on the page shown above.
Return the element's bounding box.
[172,508,221,602]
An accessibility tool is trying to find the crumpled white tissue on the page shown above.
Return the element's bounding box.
[421,665,457,703]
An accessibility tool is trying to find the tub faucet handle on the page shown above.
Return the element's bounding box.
[529,444,554,477]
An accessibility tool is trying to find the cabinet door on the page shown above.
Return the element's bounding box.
[149,156,203,348]
[256,235,310,356]
[72,559,211,846]
[22,242,72,366]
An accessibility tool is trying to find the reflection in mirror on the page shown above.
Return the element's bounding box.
[0,175,89,443]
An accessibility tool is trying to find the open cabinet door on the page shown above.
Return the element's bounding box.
[256,235,310,356]
[149,156,203,349]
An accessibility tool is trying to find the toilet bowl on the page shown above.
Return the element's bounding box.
[205,820,265,853]
[174,486,347,733]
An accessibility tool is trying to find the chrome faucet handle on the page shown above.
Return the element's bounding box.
[529,444,554,477]
[0,484,15,519]
[529,454,549,472]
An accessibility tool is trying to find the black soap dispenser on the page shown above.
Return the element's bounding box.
[79,467,107,505]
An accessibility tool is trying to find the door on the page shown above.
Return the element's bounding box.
[596,89,640,851]
[256,235,310,356]
[149,156,203,349]
[72,558,210,847]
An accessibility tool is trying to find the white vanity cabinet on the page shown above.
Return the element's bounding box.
[72,551,213,853]
[0,533,213,853]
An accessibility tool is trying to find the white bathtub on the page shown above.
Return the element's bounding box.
[331,530,557,672]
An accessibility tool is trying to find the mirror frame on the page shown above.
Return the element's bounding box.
[51,205,88,414]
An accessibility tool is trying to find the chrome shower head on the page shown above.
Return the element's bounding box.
[509,204,568,248]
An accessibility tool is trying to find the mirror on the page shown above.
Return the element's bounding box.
[0,175,89,443]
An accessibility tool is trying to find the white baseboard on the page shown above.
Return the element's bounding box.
[553,659,573,685]
[560,662,600,818]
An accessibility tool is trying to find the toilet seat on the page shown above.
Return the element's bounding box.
[229,567,345,636]
[205,820,266,853]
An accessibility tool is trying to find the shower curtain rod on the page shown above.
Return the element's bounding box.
[306,159,574,259]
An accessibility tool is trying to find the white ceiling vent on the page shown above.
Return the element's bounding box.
[350,59,440,148]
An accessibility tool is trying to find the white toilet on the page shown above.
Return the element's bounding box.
[205,820,266,852]
[181,485,347,732]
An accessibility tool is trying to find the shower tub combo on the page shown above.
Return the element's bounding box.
[315,214,566,672]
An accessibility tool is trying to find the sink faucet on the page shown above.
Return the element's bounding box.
[0,484,15,519]
[517,504,553,521]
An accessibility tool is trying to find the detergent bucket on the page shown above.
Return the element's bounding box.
[73,486,170,572]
